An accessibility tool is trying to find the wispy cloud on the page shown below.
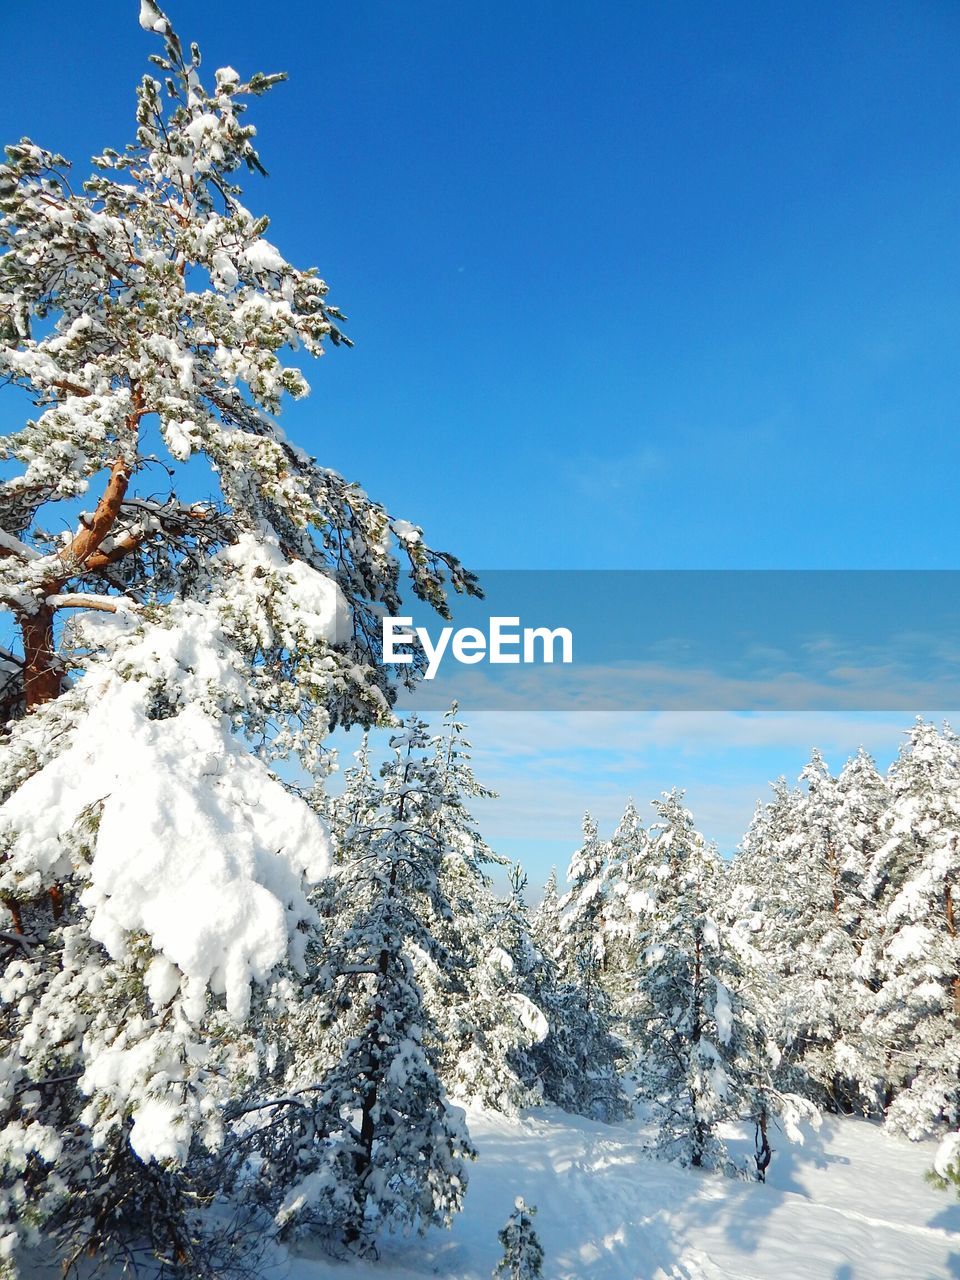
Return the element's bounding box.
[558,444,665,498]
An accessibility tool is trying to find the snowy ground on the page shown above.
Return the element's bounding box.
[287,1107,960,1280]
[25,1107,960,1279]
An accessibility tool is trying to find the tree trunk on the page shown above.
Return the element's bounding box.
[690,926,704,1167]
[21,603,62,710]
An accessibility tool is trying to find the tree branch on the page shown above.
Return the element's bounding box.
[46,593,138,614]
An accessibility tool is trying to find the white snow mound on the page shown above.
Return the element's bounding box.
[0,678,331,1021]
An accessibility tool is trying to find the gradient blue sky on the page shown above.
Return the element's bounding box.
[3,2,958,888]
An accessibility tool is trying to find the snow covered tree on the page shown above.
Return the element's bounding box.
[523,831,629,1122]
[237,719,475,1252]
[431,702,500,889]
[834,747,889,908]
[530,866,561,960]
[330,734,381,851]
[492,1197,544,1280]
[635,791,809,1174]
[409,706,545,1113]
[0,7,475,1274]
[437,862,548,1114]
[601,801,647,944]
[729,756,880,1116]
[556,814,608,984]
[863,721,960,1138]
[771,752,878,1111]
[930,1129,960,1198]
[598,799,654,1040]
[524,974,630,1121]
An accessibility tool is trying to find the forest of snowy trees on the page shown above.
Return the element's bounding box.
[1,7,959,1279]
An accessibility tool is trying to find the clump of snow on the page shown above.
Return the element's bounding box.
[162,416,200,460]
[884,921,931,963]
[702,916,719,949]
[935,1131,960,1179]
[144,955,181,1010]
[509,993,549,1043]
[211,248,239,290]
[0,615,332,1022]
[391,519,422,545]
[241,238,287,274]
[713,979,733,1045]
[138,0,170,35]
[625,887,655,916]
[214,533,351,647]
[128,1097,191,1164]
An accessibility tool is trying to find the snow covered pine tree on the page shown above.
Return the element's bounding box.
[526,817,629,1121]
[0,6,476,1276]
[634,792,811,1174]
[424,707,548,1114]
[492,1197,544,1280]
[244,718,476,1252]
[864,721,960,1139]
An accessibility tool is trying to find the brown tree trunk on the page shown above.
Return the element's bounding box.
[21,603,62,711]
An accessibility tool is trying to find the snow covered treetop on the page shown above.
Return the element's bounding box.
[0,0,478,729]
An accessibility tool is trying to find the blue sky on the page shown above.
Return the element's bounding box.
[3,2,958,889]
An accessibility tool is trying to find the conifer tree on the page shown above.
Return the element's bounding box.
[599,799,654,1041]
[0,7,475,1274]
[931,1130,960,1199]
[531,867,562,960]
[421,708,545,1113]
[782,751,878,1111]
[492,1197,544,1280]
[525,974,630,1121]
[330,733,381,850]
[556,814,609,983]
[730,758,879,1115]
[524,828,629,1121]
[635,791,809,1173]
[240,719,476,1251]
[440,863,548,1114]
[863,721,960,1137]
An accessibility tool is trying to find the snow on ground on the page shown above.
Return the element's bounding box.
[23,1106,960,1279]
[285,1107,960,1280]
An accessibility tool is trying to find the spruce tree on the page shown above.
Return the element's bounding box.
[599,799,654,1043]
[492,1197,544,1280]
[440,863,548,1114]
[423,705,503,1088]
[782,751,878,1111]
[864,721,960,1137]
[635,791,809,1174]
[531,867,562,960]
[729,758,879,1115]
[241,719,476,1251]
[556,813,609,983]
[331,733,381,850]
[524,825,629,1121]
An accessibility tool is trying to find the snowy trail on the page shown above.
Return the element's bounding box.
[280,1107,960,1280]
[25,1108,960,1279]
